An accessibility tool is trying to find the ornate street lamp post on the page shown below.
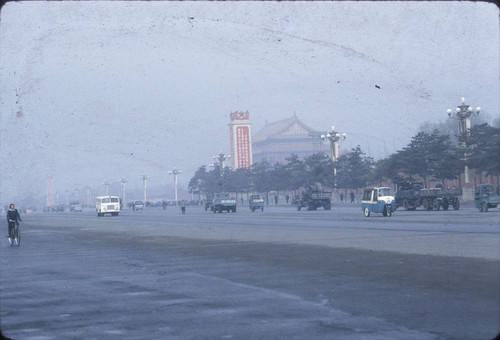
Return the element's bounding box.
[321,125,346,188]
[447,97,480,185]
[213,152,230,175]
[169,169,182,204]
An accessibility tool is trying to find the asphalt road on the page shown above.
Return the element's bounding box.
[1,204,499,339]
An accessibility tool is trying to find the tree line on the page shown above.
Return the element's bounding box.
[189,123,500,196]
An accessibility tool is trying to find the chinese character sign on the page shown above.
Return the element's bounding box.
[236,126,251,168]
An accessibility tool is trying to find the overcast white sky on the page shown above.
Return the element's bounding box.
[0,1,498,205]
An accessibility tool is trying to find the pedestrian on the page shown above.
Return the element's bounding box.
[180,200,186,214]
[162,200,167,210]
[286,194,290,205]
[350,191,355,203]
[340,192,344,203]
[274,195,278,205]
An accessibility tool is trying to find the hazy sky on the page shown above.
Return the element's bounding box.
[1,1,498,205]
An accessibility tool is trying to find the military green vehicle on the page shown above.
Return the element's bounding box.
[295,183,331,211]
[212,192,237,213]
[475,184,500,212]
[249,195,264,212]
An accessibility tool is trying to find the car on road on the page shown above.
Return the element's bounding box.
[133,201,144,211]
[361,187,395,217]
[70,204,83,212]
[44,204,65,212]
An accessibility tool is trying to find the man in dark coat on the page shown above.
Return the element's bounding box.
[7,203,22,237]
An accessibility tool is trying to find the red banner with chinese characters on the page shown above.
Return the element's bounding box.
[236,126,251,168]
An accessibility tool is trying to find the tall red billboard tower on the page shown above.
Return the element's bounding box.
[229,110,253,169]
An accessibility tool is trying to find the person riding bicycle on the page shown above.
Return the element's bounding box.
[7,203,22,238]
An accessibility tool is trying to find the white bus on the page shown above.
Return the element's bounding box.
[96,195,121,217]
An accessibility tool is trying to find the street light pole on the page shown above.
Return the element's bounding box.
[85,186,91,207]
[321,125,347,188]
[213,152,230,176]
[120,178,128,206]
[140,175,149,203]
[447,97,480,185]
[104,181,109,195]
[168,169,182,204]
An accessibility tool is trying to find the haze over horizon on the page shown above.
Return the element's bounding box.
[1,1,498,206]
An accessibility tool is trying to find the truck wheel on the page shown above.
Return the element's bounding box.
[218,207,223,213]
[386,206,392,217]
[324,202,331,210]
[423,200,433,210]
[433,199,440,211]
[232,207,236,213]
[453,200,460,210]
[364,207,370,217]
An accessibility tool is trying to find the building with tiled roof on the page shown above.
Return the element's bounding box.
[252,115,330,164]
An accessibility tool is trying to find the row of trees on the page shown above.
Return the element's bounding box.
[188,123,500,196]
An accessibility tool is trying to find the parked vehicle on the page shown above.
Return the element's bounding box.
[395,182,462,211]
[296,183,331,211]
[212,192,237,213]
[249,195,264,212]
[361,187,395,217]
[45,204,65,212]
[204,194,214,211]
[475,184,500,212]
[133,200,144,211]
[96,195,120,217]
[70,201,83,212]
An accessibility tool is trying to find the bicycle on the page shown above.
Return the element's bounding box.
[8,219,21,246]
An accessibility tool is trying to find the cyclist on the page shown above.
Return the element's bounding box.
[7,203,22,239]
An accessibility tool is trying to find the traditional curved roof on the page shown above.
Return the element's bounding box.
[252,116,321,143]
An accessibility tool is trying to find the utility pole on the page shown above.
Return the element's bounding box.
[140,175,149,203]
[321,125,346,188]
[120,178,128,207]
[169,169,182,204]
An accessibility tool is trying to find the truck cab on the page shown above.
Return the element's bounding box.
[249,195,264,212]
[475,184,500,212]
